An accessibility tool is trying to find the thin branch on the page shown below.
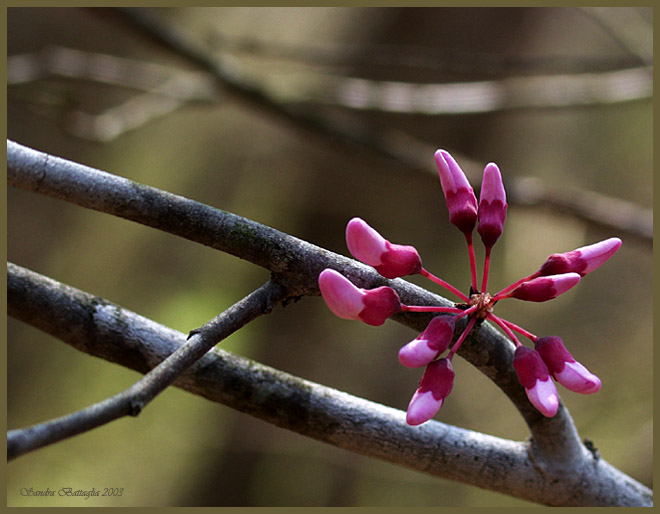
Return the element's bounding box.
[111,8,653,113]
[7,46,214,94]
[7,16,651,243]
[6,138,583,465]
[580,7,653,67]
[307,66,652,114]
[7,277,289,460]
[7,47,219,142]
[9,45,652,154]
[6,263,652,506]
[508,176,652,246]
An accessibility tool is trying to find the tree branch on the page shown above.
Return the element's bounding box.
[7,276,289,460]
[207,26,648,75]
[6,263,652,506]
[580,7,652,67]
[508,176,652,247]
[2,139,598,464]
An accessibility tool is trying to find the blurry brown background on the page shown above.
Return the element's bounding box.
[7,7,652,507]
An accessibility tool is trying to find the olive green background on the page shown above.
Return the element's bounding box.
[6,7,652,507]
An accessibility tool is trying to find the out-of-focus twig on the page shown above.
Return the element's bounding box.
[580,7,653,67]
[209,27,649,75]
[8,11,652,244]
[111,8,653,246]
[509,177,652,247]
[7,46,213,92]
[7,47,219,141]
[309,66,652,114]
[10,44,652,135]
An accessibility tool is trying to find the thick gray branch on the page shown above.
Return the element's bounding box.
[6,263,651,506]
[7,277,289,459]
[7,138,579,457]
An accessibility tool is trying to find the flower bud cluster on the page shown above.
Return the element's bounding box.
[319,149,620,425]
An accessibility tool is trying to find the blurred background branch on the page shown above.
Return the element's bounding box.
[8,42,652,245]
[579,7,653,67]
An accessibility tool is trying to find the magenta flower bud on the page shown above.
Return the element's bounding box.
[398,316,455,368]
[406,358,455,426]
[477,162,507,248]
[538,237,622,277]
[318,269,401,326]
[535,336,601,394]
[345,217,422,279]
[509,272,581,302]
[513,346,559,417]
[434,149,478,235]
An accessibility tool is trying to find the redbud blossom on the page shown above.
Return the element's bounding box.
[513,346,559,417]
[538,237,622,277]
[535,336,601,394]
[318,269,401,326]
[345,217,422,279]
[509,273,581,302]
[406,358,455,426]
[434,149,478,235]
[477,163,508,248]
[319,148,619,425]
[398,316,455,368]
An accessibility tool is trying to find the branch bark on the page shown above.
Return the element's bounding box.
[7,277,289,459]
[5,139,619,466]
[7,263,652,506]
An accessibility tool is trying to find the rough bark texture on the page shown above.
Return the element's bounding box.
[7,263,652,506]
[7,140,653,506]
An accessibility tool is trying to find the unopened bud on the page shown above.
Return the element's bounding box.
[318,269,401,326]
[513,346,559,417]
[345,217,422,278]
[535,336,601,394]
[398,316,455,368]
[477,162,507,248]
[435,150,478,235]
[509,273,580,302]
[406,358,455,425]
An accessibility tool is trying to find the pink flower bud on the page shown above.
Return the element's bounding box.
[434,150,478,235]
[535,336,601,394]
[318,269,401,326]
[398,316,455,368]
[345,217,422,279]
[477,162,507,248]
[538,237,622,277]
[406,358,455,426]
[513,346,559,417]
[509,273,581,302]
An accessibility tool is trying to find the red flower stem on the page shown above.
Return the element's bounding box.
[400,305,463,314]
[465,232,479,293]
[486,313,522,346]
[497,317,537,341]
[481,246,492,293]
[455,305,478,319]
[447,316,478,360]
[419,268,470,302]
[491,270,541,301]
